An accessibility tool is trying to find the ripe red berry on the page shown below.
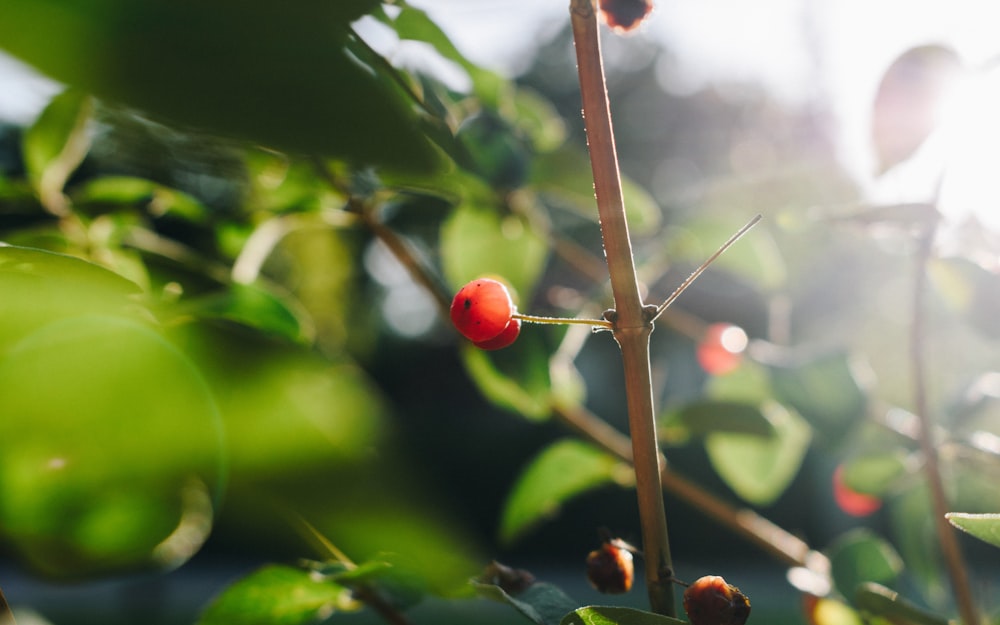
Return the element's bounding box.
[832,465,882,517]
[696,323,747,376]
[683,575,751,625]
[450,279,515,343]
[586,539,634,594]
[474,318,521,351]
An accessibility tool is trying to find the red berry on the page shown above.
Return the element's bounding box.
[832,465,882,517]
[586,539,634,594]
[683,575,751,625]
[598,0,654,32]
[696,323,746,376]
[474,318,521,351]
[450,279,515,343]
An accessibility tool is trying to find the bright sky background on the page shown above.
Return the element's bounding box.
[410,0,1000,228]
[3,0,1000,227]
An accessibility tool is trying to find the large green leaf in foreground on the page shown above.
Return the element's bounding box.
[0,0,443,173]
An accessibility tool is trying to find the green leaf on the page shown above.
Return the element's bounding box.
[0,245,143,352]
[179,283,314,344]
[500,440,628,544]
[531,146,661,236]
[561,606,688,625]
[474,580,579,625]
[810,598,864,625]
[0,0,442,173]
[929,257,1000,340]
[0,315,223,577]
[72,175,209,221]
[168,322,384,473]
[769,351,867,447]
[840,452,910,497]
[22,89,93,203]
[827,529,903,599]
[945,512,1000,548]
[661,400,776,443]
[887,484,946,604]
[854,583,950,625]
[459,328,553,420]
[386,4,504,105]
[198,565,356,625]
[441,200,548,299]
[705,402,811,505]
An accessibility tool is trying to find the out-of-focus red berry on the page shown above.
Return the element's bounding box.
[598,0,654,33]
[586,539,634,594]
[696,323,746,375]
[474,317,521,350]
[832,465,882,517]
[683,575,751,625]
[450,278,515,343]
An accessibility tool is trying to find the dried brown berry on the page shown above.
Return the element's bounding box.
[683,575,751,625]
[586,539,634,594]
[598,0,654,33]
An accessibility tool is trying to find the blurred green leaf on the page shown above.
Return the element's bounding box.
[168,322,384,474]
[929,257,1000,340]
[460,340,552,420]
[854,583,950,625]
[531,146,661,236]
[705,358,773,405]
[72,175,209,221]
[474,580,578,625]
[888,484,946,605]
[810,598,864,625]
[441,200,548,299]
[198,565,357,625]
[510,88,567,153]
[561,606,688,625]
[457,111,531,189]
[872,45,961,173]
[179,283,314,344]
[22,89,92,205]
[661,400,776,443]
[0,0,442,173]
[945,512,1000,548]
[385,3,504,106]
[769,351,867,447]
[828,529,903,599]
[0,315,223,577]
[705,402,811,505]
[500,440,628,544]
[0,246,142,351]
[840,452,910,497]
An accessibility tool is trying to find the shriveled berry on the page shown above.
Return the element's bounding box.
[683,575,751,625]
[586,539,634,594]
[598,0,654,33]
[474,317,521,351]
[450,279,515,343]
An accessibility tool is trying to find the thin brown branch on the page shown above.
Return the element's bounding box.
[0,585,13,625]
[552,402,826,571]
[910,225,978,625]
[570,0,674,614]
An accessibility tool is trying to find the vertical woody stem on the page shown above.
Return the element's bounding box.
[569,0,675,615]
[911,226,978,625]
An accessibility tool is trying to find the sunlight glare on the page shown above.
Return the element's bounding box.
[936,68,1000,229]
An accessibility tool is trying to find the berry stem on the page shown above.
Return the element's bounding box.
[512,312,613,329]
[570,0,674,615]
